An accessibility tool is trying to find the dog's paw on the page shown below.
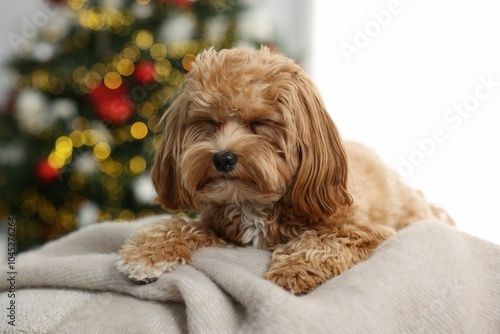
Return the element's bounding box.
[116,255,185,283]
[116,237,192,283]
[264,265,324,295]
[264,241,338,294]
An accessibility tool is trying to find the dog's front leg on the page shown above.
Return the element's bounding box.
[264,224,395,294]
[117,215,225,283]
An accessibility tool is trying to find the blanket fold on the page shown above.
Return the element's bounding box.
[1,217,499,333]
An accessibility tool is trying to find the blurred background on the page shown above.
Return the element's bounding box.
[0,0,498,255]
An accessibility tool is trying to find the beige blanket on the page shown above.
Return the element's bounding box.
[1,217,499,333]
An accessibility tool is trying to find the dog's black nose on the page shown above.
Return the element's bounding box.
[213,151,238,173]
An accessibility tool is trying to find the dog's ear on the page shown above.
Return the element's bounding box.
[283,71,352,218]
[151,94,196,212]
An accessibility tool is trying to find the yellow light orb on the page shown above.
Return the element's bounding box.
[107,9,124,28]
[130,122,148,140]
[133,30,153,49]
[83,129,99,146]
[55,136,73,155]
[68,0,87,11]
[78,10,91,29]
[122,44,140,61]
[48,151,67,169]
[87,9,106,31]
[182,54,196,72]
[122,9,136,26]
[91,71,102,80]
[104,72,122,89]
[168,68,184,86]
[99,159,123,177]
[111,161,123,177]
[154,59,172,81]
[138,209,155,218]
[117,59,135,76]
[99,159,112,173]
[31,70,50,90]
[129,156,147,175]
[39,204,57,221]
[69,130,85,147]
[137,101,155,118]
[73,66,88,83]
[93,142,111,161]
[119,209,135,221]
[150,43,167,60]
[91,63,107,76]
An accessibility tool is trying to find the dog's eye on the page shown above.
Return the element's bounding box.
[205,119,222,130]
[249,119,280,133]
[249,121,263,133]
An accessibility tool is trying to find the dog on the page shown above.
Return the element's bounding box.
[117,47,453,294]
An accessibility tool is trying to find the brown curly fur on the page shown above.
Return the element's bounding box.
[117,47,453,294]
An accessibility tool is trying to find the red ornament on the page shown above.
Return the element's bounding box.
[87,82,135,126]
[133,61,156,86]
[159,0,193,8]
[36,160,60,184]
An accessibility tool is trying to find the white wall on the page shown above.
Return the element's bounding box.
[0,0,41,102]
[248,0,313,65]
[310,0,500,245]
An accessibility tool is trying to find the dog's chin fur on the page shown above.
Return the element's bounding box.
[118,47,454,294]
[196,179,281,207]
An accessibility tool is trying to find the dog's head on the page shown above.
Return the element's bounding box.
[151,47,352,218]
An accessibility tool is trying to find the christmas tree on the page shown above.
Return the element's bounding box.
[0,0,276,252]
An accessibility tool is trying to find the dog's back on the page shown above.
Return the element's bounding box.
[344,141,454,229]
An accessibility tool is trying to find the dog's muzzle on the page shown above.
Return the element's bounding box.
[213,151,238,173]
